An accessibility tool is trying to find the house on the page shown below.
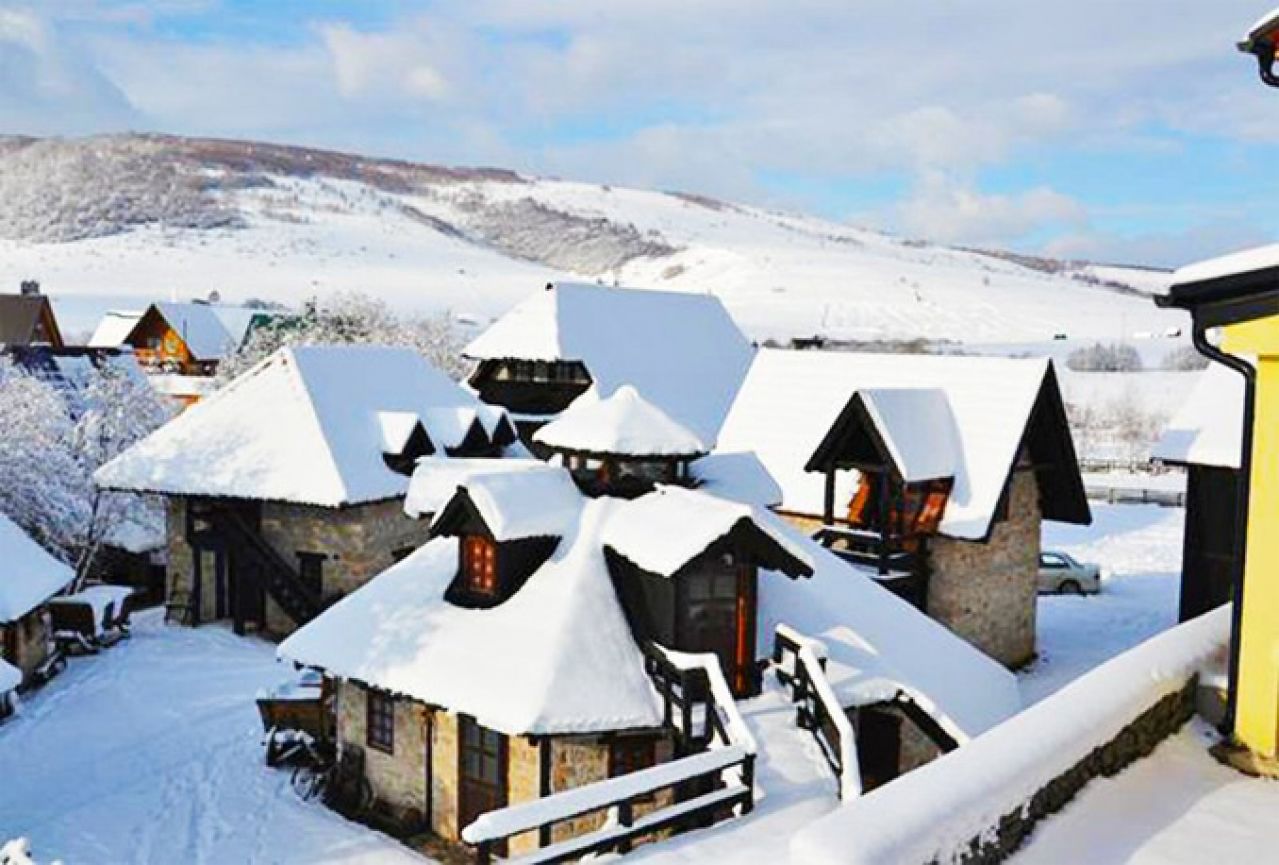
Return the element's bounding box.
[1152,362,1244,621]
[0,513,74,686]
[0,282,63,349]
[103,302,272,378]
[94,345,518,637]
[464,282,754,446]
[278,385,1020,858]
[88,310,144,349]
[715,349,1091,668]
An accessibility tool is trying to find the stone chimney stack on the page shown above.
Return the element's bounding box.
[19,279,40,297]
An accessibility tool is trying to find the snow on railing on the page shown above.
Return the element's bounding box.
[791,606,1231,865]
[460,643,758,864]
[774,624,862,800]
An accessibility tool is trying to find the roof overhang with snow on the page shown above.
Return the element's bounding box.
[1152,362,1246,470]
[1161,245,1279,329]
[0,514,75,623]
[806,388,959,484]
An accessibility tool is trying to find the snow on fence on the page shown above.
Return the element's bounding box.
[791,606,1231,865]
[460,643,757,865]
[773,625,861,800]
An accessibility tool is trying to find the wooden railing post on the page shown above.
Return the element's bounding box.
[475,840,491,865]
[740,753,756,815]
[617,801,635,853]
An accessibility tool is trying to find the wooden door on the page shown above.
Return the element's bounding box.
[854,706,902,792]
[458,716,507,848]
[682,558,757,696]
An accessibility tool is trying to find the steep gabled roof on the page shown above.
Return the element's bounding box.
[464,282,754,443]
[0,295,62,348]
[96,345,508,507]
[88,310,144,348]
[717,349,1089,541]
[808,388,960,483]
[1152,362,1245,470]
[430,465,584,542]
[0,513,74,623]
[534,385,707,458]
[147,303,238,360]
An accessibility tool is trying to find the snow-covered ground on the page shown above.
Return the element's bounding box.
[1012,719,1279,865]
[1021,504,1184,705]
[0,610,430,865]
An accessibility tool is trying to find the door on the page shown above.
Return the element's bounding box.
[681,556,758,697]
[854,706,902,792]
[458,716,507,848]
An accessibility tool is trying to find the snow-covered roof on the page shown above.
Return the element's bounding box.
[1242,7,1279,47]
[279,500,665,737]
[1152,362,1245,469]
[1173,243,1279,288]
[436,465,584,542]
[855,388,960,482]
[464,282,754,444]
[88,310,143,348]
[756,510,1022,740]
[0,657,18,693]
[150,302,239,360]
[0,513,74,622]
[533,385,707,458]
[717,349,1069,540]
[602,485,812,578]
[96,345,509,507]
[404,457,551,519]
[689,451,783,508]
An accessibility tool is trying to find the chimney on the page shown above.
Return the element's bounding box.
[19,279,39,297]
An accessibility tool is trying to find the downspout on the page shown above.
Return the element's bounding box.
[1250,40,1279,88]
[1191,320,1256,736]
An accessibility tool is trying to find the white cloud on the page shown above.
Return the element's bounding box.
[319,22,450,103]
[891,172,1088,247]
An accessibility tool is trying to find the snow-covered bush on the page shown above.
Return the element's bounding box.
[0,838,61,865]
[1066,342,1143,372]
[1161,345,1210,371]
[218,291,469,382]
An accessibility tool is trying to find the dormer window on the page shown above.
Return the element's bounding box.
[462,535,498,597]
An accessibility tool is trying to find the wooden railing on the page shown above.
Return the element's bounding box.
[462,644,756,864]
[773,625,861,800]
[811,525,927,609]
[210,509,323,625]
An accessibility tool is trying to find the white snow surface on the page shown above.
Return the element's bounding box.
[689,451,784,507]
[0,610,432,865]
[601,486,813,579]
[96,345,502,507]
[718,349,1055,540]
[448,465,584,542]
[0,514,73,623]
[1173,242,1279,286]
[791,605,1230,865]
[1152,362,1245,469]
[403,456,551,519]
[533,384,708,457]
[86,310,141,348]
[279,499,664,736]
[0,658,18,694]
[857,388,960,482]
[465,282,753,444]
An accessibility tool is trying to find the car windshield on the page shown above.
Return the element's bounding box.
[1043,551,1077,567]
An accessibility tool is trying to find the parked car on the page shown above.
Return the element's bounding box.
[1038,550,1103,595]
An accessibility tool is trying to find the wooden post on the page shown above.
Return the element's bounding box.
[617,801,635,853]
[823,469,836,526]
[475,841,491,865]
[740,754,756,815]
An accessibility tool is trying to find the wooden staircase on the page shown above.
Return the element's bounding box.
[209,508,324,626]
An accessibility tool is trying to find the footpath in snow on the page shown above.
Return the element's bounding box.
[0,610,431,865]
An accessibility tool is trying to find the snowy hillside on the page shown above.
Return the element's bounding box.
[0,134,1182,342]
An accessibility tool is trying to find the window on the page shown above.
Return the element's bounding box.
[1040,553,1068,569]
[296,552,325,596]
[609,738,656,778]
[366,690,395,753]
[463,536,499,597]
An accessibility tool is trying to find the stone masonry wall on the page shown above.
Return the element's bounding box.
[945,680,1197,865]
[430,710,459,840]
[507,736,543,856]
[927,470,1041,668]
[337,681,429,827]
[164,496,431,635]
[548,738,612,842]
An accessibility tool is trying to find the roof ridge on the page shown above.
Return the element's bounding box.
[275,346,353,505]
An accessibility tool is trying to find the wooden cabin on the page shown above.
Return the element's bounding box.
[464,282,754,447]
[278,386,1022,859]
[717,349,1091,669]
[95,345,517,637]
[1152,361,1243,621]
[0,514,74,686]
[0,282,63,349]
[114,302,271,378]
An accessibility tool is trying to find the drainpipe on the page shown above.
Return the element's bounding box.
[1191,320,1256,736]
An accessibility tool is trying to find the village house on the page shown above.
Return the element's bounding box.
[463,281,754,447]
[0,513,74,688]
[0,281,64,349]
[1152,362,1243,622]
[94,345,518,637]
[278,385,1021,859]
[715,348,1091,668]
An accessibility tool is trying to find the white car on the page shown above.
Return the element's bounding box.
[1037,550,1102,595]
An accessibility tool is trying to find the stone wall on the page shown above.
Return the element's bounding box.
[927,470,1041,668]
[164,495,431,636]
[430,710,459,840]
[1,610,51,682]
[946,680,1197,865]
[336,681,429,827]
[548,737,612,842]
[507,736,543,856]
[895,707,946,776]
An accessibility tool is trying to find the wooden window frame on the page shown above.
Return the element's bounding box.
[609,737,657,778]
[366,689,396,754]
[462,535,499,598]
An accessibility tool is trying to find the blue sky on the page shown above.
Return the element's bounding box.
[3,0,1279,266]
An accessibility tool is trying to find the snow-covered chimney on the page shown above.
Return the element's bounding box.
[19,279,39,296]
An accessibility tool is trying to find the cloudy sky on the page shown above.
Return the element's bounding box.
[2,0,1278,266]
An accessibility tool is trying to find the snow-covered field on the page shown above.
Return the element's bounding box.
[1012,719,1279,865]
[0,611,429,865]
